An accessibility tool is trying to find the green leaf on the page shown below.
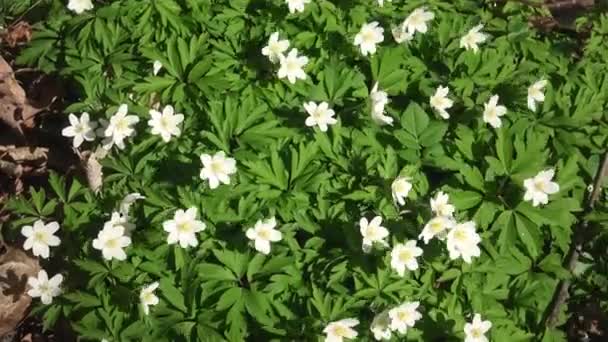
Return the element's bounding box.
[197,263,237,281]
[401,102,429,138]
[514,213,542,259]
[450,190,483,210]
[159,279,188,313]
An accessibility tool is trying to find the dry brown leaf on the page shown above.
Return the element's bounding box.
[0,56,46,137]
[0,146,48,178]
[0,243,40,337]
[1,22,33,48]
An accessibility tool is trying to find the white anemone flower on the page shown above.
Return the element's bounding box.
[148,105,184,142]
[464,314,492,342]
[304,101,338,132]
[262,32,290,63]
[140,282,160,315]
[460,24,488,53]
[199,151,237,189]
[27,270,63,305]
[67,0,93,14]
[98,104,139,150]
[388,301,422,334]
[246,217,282,254]
[21,220,61,259]
[446,221,482,263]
[527,80,548,112]
[390,241,423,276]
[402,7,435,35]
[163,208,207,248]
[61,113,97,148]
[92,225,132,261]
[323,318,359,342]
[359,216,389,253]
[285,0,310,14]
[278,48,308,84]
[419,216,455,244]
[354,22,384,56]
[391,177,413,206]
[523,169,559,207]
[429,86,454,119]
[482,95,507,129]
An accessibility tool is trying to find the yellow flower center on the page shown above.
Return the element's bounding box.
[333,325,348,337]
[34,231,46,242]
[454,229,467,242]
[210,161,224,174]
[397,311,411,321]
[399,250,412,263]
[178,221,192,233]
[106,238,119,249]
[534,180,546,192]
[258,228,271,240]
[431,221,444,233]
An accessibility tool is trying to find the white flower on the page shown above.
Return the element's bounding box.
[323,318,359,342]
[199,151,237,189]
[429,86,454,119]
[262,32,290,63]
[148,105,184,142]
[104,211,135,234]
[304,101,337,132]
[140,282,159,315]
[98,104,139,150]
[354,22,384,56]
[390,241,423,276]
[285,0,310,14]
[430,191,455,217]
[370,310,392,341]
[527,79,548,112]
[391,25,414,44]
[391,177,412,206]
[359,216,389,252]
[464,314,492,342]
[119,193,145,216]
[419,216,455,244]
[21,220,61,259]
[377,0,391,7]
[67,0,93,14]
[163,208,206,248]
[92,225,132,261]
[446,221,481,263]
[246,217,282,254]
[61,113,97,148]
[403,7,435,35]
[523,169,560,207]
[152,60,163,75]
[370,82,393,126]
[388,301,422,334]
[277,48,308,84]
[27,270,62,305]
[460,24,487,53]
[482,95,507,128]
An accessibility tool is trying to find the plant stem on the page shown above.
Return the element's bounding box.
[542,151,608,329]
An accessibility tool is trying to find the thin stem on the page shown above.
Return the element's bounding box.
[541,151,608,330]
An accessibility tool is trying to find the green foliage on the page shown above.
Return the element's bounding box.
[5,0,608,341]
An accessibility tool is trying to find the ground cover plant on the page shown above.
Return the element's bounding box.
[1,0,608,341]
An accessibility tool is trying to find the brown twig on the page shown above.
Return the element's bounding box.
[543,152,608,329]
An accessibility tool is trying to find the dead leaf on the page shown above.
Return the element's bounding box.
[0,243,40,337]
[0,56,46,137]
[0,146,48,178]
[1,22,32,48]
